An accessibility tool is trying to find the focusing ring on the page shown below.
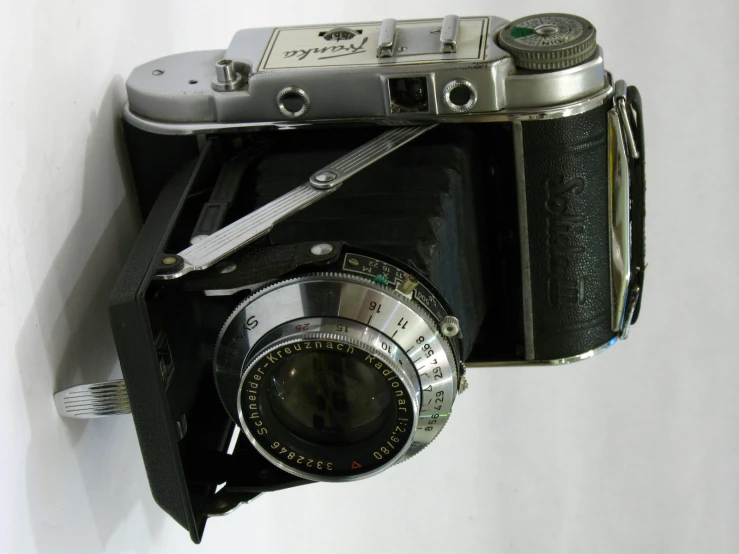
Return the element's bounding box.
[237,331,420,482]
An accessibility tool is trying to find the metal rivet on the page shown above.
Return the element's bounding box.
[217,262,237,274]
[348,258,359,266]
[535,24,559,36]
[152,69,164,76]
[397,274,420,295]
[311,170,339,190]
[310,243,334,256]
[162,256,178,265]
[314,171,337,183]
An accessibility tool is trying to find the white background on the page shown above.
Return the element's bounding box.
[1,0,737,552]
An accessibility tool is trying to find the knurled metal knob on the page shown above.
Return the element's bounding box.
[498,13,597,71]
[440,315,461,337]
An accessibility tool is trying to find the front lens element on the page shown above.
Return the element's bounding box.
[238,335,418,481]
[268,350,392,446]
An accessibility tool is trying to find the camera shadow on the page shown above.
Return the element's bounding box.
[14,77,167,552]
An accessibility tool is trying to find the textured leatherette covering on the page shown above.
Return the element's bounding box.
[109,149,208,542]
[521,103,616,359]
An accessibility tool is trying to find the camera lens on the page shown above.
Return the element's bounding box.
[267,350,392,446]
[235,330,422,481]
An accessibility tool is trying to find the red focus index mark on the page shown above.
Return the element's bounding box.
[351,461,362,469]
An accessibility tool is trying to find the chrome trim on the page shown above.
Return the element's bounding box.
[440,15,460,53]
[155,126,435,280]
[619,286,640,340]
[614,80,640,159]
[464,337,618,367]
[156,182,326,280]
[236,330,421,482]
[377,18,397,57]
[308,125,436,188]
[512,120,535,360]
[608,102,632,332]
[54,379,131,418]
[211,59,244,92]
[504,47,606,109]
[213,273,458,462]
[442,79,477,112]
[276,86,310,119]
[121,82,614,136]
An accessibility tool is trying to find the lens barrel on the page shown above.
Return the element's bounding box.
[238,333,420,481]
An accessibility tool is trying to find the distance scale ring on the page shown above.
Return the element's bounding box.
[214,272,459,466]
[237,331,420,482]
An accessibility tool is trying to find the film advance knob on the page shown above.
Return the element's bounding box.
[498,13,597,71]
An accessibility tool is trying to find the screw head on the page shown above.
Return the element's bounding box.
[348,258,360,266]
[310,243,334,256]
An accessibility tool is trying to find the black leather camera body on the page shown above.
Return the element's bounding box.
[54,13,645,542]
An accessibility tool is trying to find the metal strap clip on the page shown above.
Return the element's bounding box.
[614,80,640,159]
[610,80,645,338]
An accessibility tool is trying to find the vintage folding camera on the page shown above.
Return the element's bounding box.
[54,13,646,542]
